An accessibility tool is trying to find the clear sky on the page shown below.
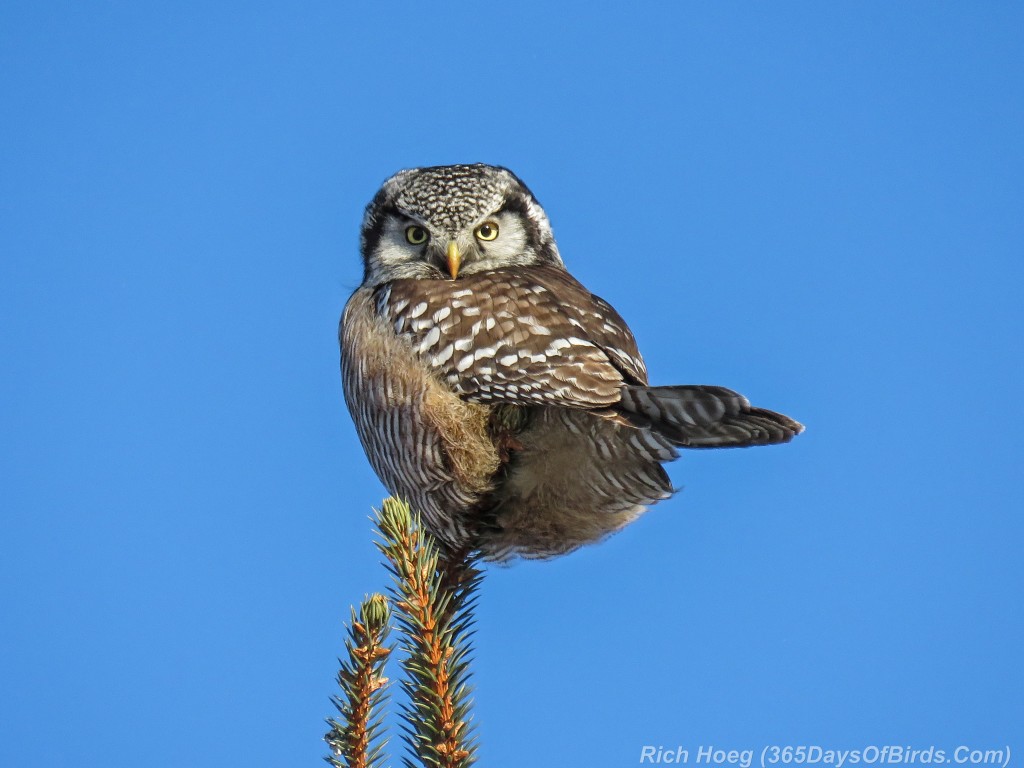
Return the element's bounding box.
[2,3,1021,766]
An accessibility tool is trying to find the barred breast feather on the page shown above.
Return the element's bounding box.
[340,288,500,549]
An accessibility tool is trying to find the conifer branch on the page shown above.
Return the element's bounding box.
[375,498,481,768]
[325,593,392,768]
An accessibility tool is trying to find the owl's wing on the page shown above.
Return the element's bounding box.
[374,266,647,409]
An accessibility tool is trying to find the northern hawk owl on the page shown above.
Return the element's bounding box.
[340,164,802,560]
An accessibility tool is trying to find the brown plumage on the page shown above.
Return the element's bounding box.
[340,164,803,560]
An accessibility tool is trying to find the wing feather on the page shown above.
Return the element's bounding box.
[375,266,646,409]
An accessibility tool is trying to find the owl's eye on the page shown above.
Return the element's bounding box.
[405,225,429,245]
[474,222,499,241]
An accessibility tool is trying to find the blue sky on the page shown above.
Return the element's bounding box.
[2,2,1021,766]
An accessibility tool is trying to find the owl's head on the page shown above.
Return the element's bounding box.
[359,164,563,286]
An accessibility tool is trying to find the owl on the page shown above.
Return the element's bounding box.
[340,164,802,561]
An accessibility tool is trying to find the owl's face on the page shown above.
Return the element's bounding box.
[359,164,563,286]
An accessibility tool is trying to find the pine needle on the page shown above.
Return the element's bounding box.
[325,593,392,768]
[375,498,481,768]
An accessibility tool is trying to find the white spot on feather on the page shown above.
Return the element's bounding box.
[433,343,454,366]
[418,325,441,351]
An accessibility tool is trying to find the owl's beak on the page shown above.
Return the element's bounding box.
[446,241,461,280]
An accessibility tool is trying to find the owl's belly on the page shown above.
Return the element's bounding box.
[483,407,675,560]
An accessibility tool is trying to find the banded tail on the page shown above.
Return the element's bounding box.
[618,385,803,448]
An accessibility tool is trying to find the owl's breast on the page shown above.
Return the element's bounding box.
[340,287,501,549]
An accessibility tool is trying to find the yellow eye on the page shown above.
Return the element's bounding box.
[405,225,429,245]
[474,221,499,241]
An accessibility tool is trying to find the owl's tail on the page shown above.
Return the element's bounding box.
[617,385,803,448]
